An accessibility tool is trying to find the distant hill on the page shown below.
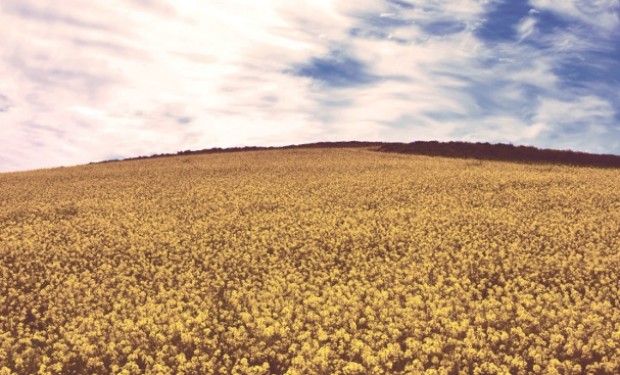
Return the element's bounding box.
[97,141,620,168]
[377,141,620,168]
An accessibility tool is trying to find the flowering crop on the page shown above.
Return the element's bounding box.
[1,148,620,374]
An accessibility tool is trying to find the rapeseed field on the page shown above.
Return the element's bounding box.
[1,148,620,374]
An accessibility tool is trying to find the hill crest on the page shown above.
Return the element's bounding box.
[96,141,620,168]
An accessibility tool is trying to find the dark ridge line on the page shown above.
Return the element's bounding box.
[92,142,382,164]
[378,141,620,168]
[92,141,620,168]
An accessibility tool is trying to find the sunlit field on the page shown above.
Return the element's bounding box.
[2,148,620,374]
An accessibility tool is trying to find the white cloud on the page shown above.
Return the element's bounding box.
[517,16,537,42]
[0,0,350,171]
[455,116,549,144]
[530,95,617,152]
[0,0,618,172]
[529,0,620,31]
[534,96,615,127]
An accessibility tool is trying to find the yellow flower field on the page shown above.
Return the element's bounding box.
[1,148,620,374]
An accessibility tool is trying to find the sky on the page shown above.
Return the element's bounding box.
[1,0,619,172]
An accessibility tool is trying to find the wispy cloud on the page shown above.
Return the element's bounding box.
[0,0,619,172]
[0,94,12,112]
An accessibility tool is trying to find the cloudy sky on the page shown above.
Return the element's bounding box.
[1,0,619,172]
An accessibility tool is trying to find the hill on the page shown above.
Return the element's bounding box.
[377,141,620,168]
[2,148,620,374]
[98,140,620,169]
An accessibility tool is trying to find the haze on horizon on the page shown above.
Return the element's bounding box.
[1,0,619,172]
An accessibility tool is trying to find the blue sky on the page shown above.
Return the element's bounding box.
[1,0,619,172]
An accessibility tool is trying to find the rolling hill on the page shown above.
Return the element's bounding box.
[2,146,620,374]
[98,140,620,169]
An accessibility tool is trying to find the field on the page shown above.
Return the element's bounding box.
[1,148,620,374]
